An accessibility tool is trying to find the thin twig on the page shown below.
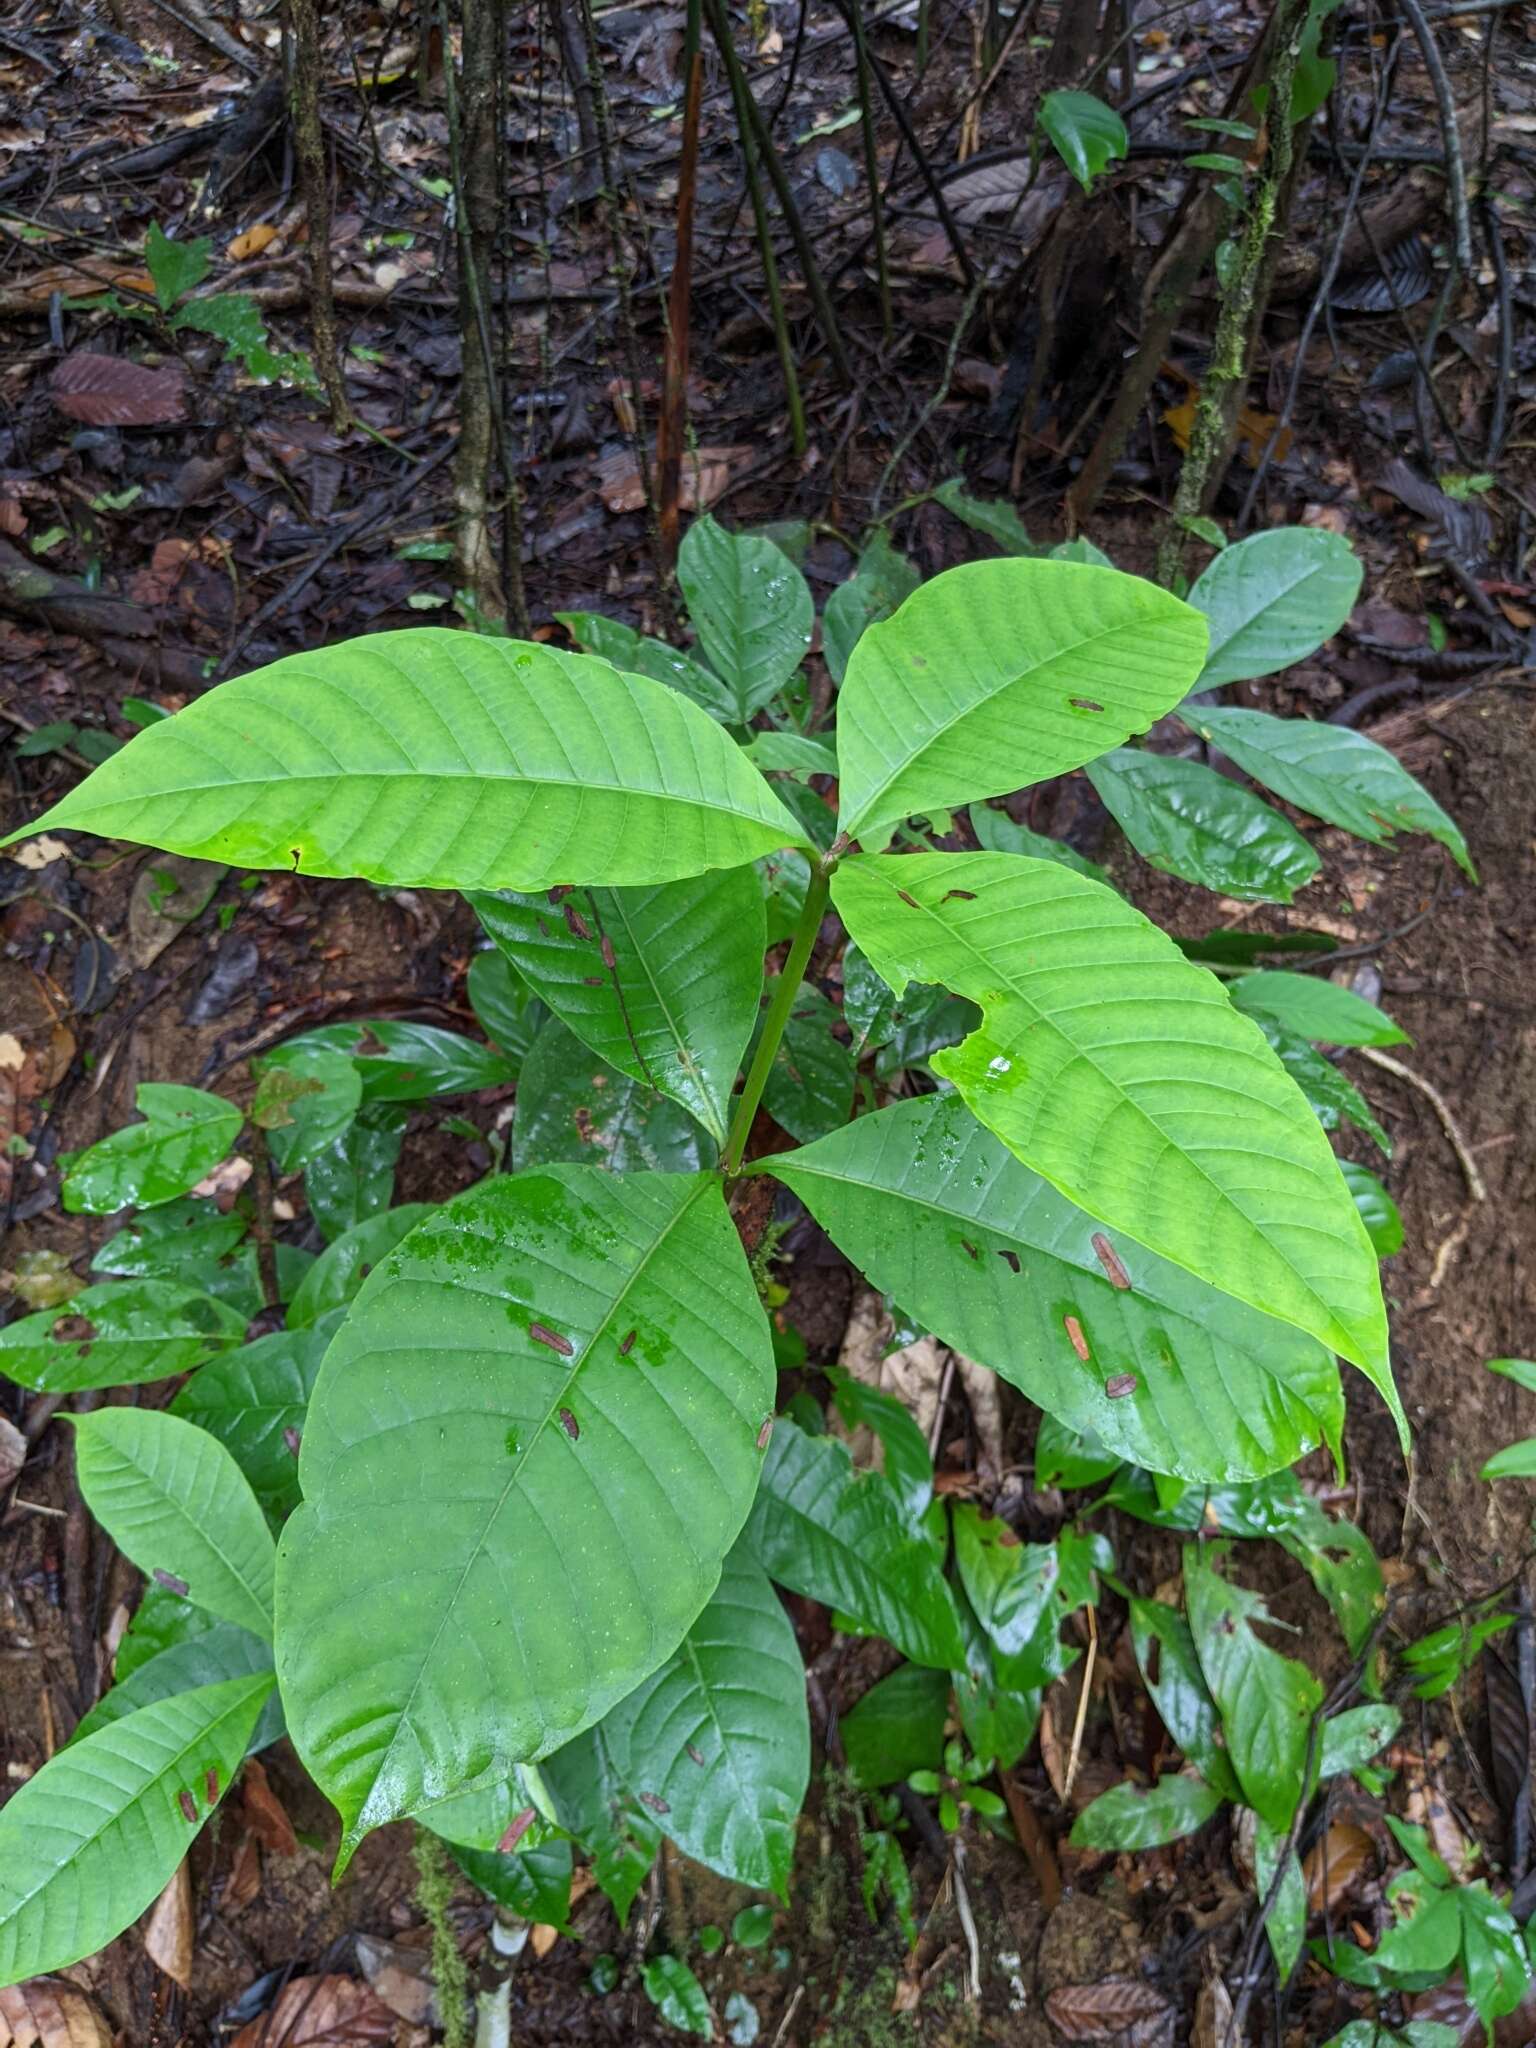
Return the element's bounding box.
[951,1838,982,2001]
[1396,0,1474,269]
[1062,1604,1097,1803]
[1481,191,1513,464]
[1354,1045,1488,1201]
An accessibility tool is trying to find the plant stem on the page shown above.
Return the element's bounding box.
[723,862,831,1174]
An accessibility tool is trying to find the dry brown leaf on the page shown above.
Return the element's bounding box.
[51,352,187,427]
[1162,391,1291,468]
[1191,1968,1235,2047]
[0,497,23,537]
[241,1757,299,1856]
[1303,1821,1375,1914]
[17,262,155,304]
[1045,1978,1174,2040]
[354,1938,436,2026]
[230,1974,394,2047]
[0,1417,25,1490]
[0,1980,113,2048]
[595,444,750,515]
[142,1860,194,1986]
[225,1829,262,1913]
[8,837,69,870]
[128,537,197,608]
[529,1923,560,1959]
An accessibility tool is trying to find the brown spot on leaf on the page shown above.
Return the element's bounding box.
[896,890,919,910]
[1064,1315,1091,1362]
[1104,1373,1138,1400]
[153,1569,190,1596]
[1069,697,1105,712]
[178,1789,197,1824]
[283,1427,302,1458]
[638,1790,670,1814]
[530,1322,574,1356]
[756,1416,774,1450]
[498,1807,538,1853]
[997,1249,1021,1273]
[205,1768,220,1804]
[1091,1233,1131,1290]
[600,935,616,969]
[564,904,593,940]
[686,1743,706,1767]
[942,889,977,902]
[557,1407,579,1441]
[619,1329,637,1356]
[51,1314,96,1343]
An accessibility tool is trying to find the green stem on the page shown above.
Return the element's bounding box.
[724,862,832,1175]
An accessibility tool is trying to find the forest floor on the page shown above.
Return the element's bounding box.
[2,0,1536,2042]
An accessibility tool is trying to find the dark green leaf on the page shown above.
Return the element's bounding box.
[827,1369,934,1521]
[1253,1813,1307,1980]
[841,1663,951,1789]
[953,1506,1059,1662]
[145,223,211,307]
[0,1279,245,1393]
[1185,528,1361,689]
[273,1020,515,1102]
[543,1723,660,1924]
[1250,1016,1391,1154]
[1037,90,1129,190]
[91,1197,247,1278]
[1342,1162,1403,1257]
[284,1203,436,1330]
[677,513,813,720]
[968,803,1108,883]
[71,1620,281,1754]
[554,611,736,722]
[452,1838,574,1927]
[951,1591,1042,1769]
[61,1082,242,1215]
[822,534,920,685]
[514,1016,711,1172]
[642,1955,713,2037]
[1085,750,1320,903]
[1127,1597,1239,1799]
[1458,1882,1533,2025]
[466,948,544,1063]
[251,1044,362,1172]
[760,980,855,1144]
[1034,1415,1121,1491]
[930,480,1037,557]
[304,1106,406,1241]
[171,1324,331,1520]
[1320,1703,1401,1780]
[1070,1770,1225,1850]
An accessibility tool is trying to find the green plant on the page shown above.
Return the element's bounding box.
[95,223,317,387]
[0,516,1474,1985]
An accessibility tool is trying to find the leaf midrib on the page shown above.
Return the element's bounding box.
[605,890,726,1144]
[350,1175,715,1827]
[844,610,1175,837]
[858,863,1349,1347]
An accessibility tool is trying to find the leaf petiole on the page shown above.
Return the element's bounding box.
[722,860,833,1174]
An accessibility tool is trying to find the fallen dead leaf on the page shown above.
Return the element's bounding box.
[1303,1821,1375,1913]
[129,537,197,609]
[595,444,751,514]
[1045,1978,1175,2040]
[142,1861,194,1986]
[0,496,23,537]
[0,1980,113,2048]
[51,352,187,427]
[127,852,227,968]
[529,1923,560,1958]
[224,1830,262,1913]
[9,837,70,870]
[241,1757,300,1856]
[1191,1966,1235,2048]
[354,1937,436,2027]
[0,1417,24,1490]
[231,1974,394,2047]
[228,223,280,261]
[191,1155,252,1201]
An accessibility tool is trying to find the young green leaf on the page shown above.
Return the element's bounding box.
[834,561,1207,845]
[250,1045,362,1174]
[170,1325,331,1520]
[514,1016,712,1172]
[598,1544,809,1897]
[1070,1770,1225,1850]
[1085,750,1320,903]
[555,610,736,721]
[1184,705,1474,878]
[1341,1162,1403,1257]
[744,1421,966,1669]
[267,1020,514,1103]
[0,1280,245,1393]
[304,1106,406,1241]
[284,1202,436,1330]
[1185,1543,1322,1834]
[70,1621,280,1752]
[744,732,839,779]
[953,1507,1060,1662]
[1252,1812,1308,1979]
[466,950,544,1064]
[1037,90,1129,191]
[3,632,808,888]
[641,1955,713,2038]
[451,1838,574,1928]
[145,223,212,308]
[967,802,1108,883]
[828,860,1400,1434]
[1127,1598,1239,1798]
[61,1083,242,1215]
[0,1673,272,1984]
[471,868,765,1147]
[1250,1017,1391,1154]
[840,1663,951,1788]
[542,1723,661,1924]
[951,1592,1043,1770]
[822,533,921,684]
[767,1095,1346,1482]
[1034,1414,1121,1491]
[72,1409,278,1640]
[930,478,1038,556]
[91,1196,247,1277]
[1229,970,1408,1047]
[276,1167,774,1865]
[827,1369,934,1521]
[1458,1882,1533,2026]
[1185,528,1362,689]
[676,513,814,720]
[1319,1703,1401,1780]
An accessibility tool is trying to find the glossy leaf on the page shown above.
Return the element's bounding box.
[1085,750,1320,902]
[0,1280,245,1393]
[61,1083,242,1215]
[953,1506,1059,1661]
[1253,1813,1308,1980]
[92,1197,247,1277]
[542,1722,660,1923]
[768,1094,1346,1483]
[305,1106,406,1241]
[466,949,544,1063]
[599,1545,808,1896]
[952,1593,1042,1769]
[284,1203,435,1330]
[840,1663,950,1789]
[968,802,1108,883]
[1184,705,1474,878]
[826,1369,934,1521]
[251,1045,362,1173]
[677,514,813,720]
[930,479,1037,556]
[1342,1162,1403,1257]
[72,1409,278,1640]
[276,1168,774,1862]
[471,867,765,1146]
[554,610,735,722]
[0,1674,271,1985]
[760,980,856,1144]
[744,731,838,780]
[834,561,1206,845]
[1186,528,1362,689]
[822,534,920,685]
[1034,1414,1121,1490]
[116,1581,219,1681]
[1128,1598,1239,1799]
[1070,1770,1225,1850]
[71,1621,280,1753]
[642,1955,713,2038]
[1251,1016,1390,1154]
[831,854,1397,1430]
[4,631,806,888]
[1459,1883,1533,2024]
[744,1421,965,1669]
[1185,1543,1321,1834]
[452,1837,573,1927]
[514,1017,711,1173]
[171,1325,331,1520]
[1486,1358,1536,1395]
[271,1020,514,1103]
[1037,89,1129,190]
[1229,970,1407,1047]
[1320,1703,1401,1780]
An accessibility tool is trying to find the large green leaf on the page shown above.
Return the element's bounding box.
[514,1017,711,1173]
[0,1674,272,1986]
[1085,750,1320,903]
[0,1280,245,1393]
[250,1044,362,1172]
[1127,1598,1238,1798]
[744,1421,965,1669]
[1037,89,1129,190]
[452,1838,574,1927]
[953,1506,1061,1662]
[831,855,1398,1432]
[1185,1543,1321,1835]
[1184,705,1474,878]
[92,1196,247,1277]
[840,1663,951,1788]
[555,611,736,722]
[676,514,813,720]
[3,631,806,888]
[171,1325,331,1520]
[599,1544,809,1896]
[72,1410,277,1640]
[834,561,1206,845]
[61,1083,242,1215]
[1185,528,1362,689]
[770,1065,1349,1486]
[471,867,765,1147]
[276,1167,774,1863]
